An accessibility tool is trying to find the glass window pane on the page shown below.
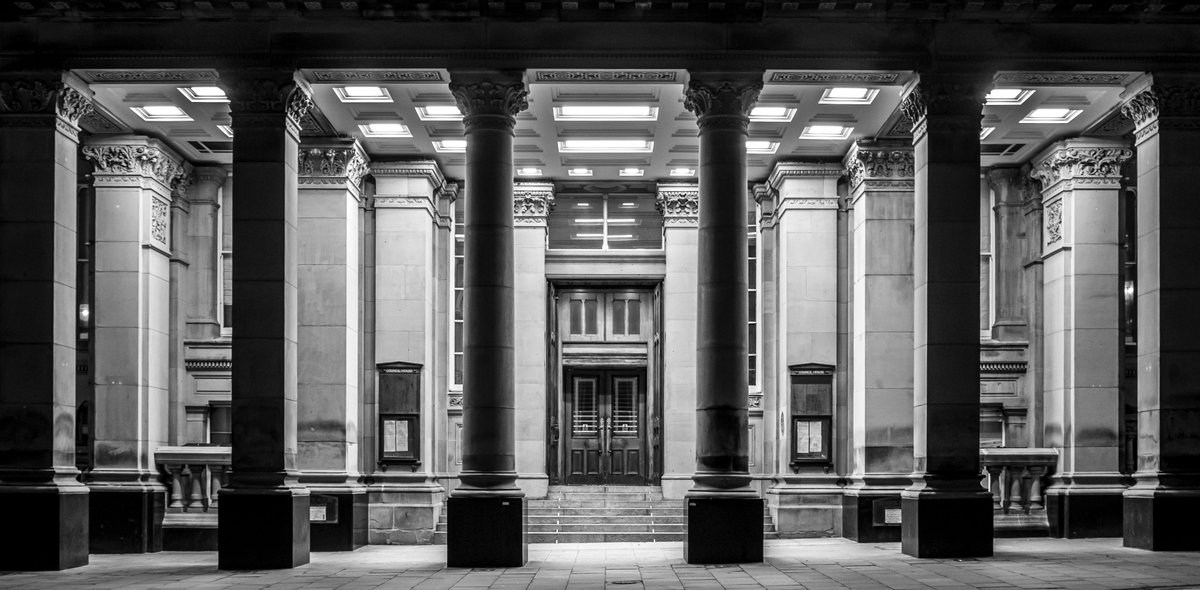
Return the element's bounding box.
[627,299,640,335]
[612,299,625,335]
[572,377,598,435]
[453,322,463,353]
[454,258,463,286]
[454,290,463,322]
[748,356,757,387]
[569,300,582,334]
[613,377,638,435]
[585,299,598,334]
[454,353,463,385]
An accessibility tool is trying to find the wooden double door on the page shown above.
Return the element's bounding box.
[563,368,647,485]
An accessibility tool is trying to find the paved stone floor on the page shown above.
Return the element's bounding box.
[1,538,1198,589]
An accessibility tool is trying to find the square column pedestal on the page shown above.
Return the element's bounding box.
[446,496,527,567]
[218,490,310,569]
[685,497,764,564]
[901,493,994,558]
[0,488,89,570]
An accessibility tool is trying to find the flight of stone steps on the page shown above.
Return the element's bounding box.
[433,485,777,543]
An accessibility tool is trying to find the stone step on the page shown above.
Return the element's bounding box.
[526,506,685,515]
[527,523,687,533]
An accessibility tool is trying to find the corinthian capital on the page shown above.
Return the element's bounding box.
[298,141,369,189]
[224,74,313,133]
[0,79,93,125]
[82,142,188,190]
[684,77,763,130]
[899,76,988,135]
[1122,82,1200,132]
[843,139,913,192]
[514,182,555,223]
[448,75,529,132]
[1029,139,1132,189]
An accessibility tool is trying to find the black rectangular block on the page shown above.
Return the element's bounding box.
[311,492,368,552]
[89,488,164,553]
[446,496,527,568]
[842,494,902,543]
[0,489,89,571]
[685,497,764,564]
[1047,493,1122,538]
[1124,494,1200,551]
[218,491,310,569]
[901,494,993,558]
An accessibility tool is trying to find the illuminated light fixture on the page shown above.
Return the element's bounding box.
[575,233,604,239]
[559,139,653,153]
[568,167,594,177]
[516,167,542,176]
[985,88,1034,105]
[606,218,638,225]
[800,124,853,140]
[178,86,229,103]
[574,202,592,208]
[618,201,638,209]
[433,139,467,152]
[670,167,695,177]
[618,167,644,177]
[553,105,658,121]
[334,86,393,103]
[573,218,604,224]
[133,105,192,122]
[745,140,779,154]
[819,87,879,105]
[980,126,995,140]
[1020,108,1083,124]
[359,123,412,137]
[416,104,463,121]
[217,124,234,138]
[748,106,796,122]
[607,234,635,240]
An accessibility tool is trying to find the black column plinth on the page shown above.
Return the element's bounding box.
[89,488,164,553]
[843,493,902,543]
[1047,493,1123,538]
[446,496,526,567]
[218,490,310,569]
[311,492,368,552]
[0,489,88,571]
[1124,494,1200,551]
[685,497,764,564]
[901,494,993,558]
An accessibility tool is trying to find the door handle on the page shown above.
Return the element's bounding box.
[601,417,611,455]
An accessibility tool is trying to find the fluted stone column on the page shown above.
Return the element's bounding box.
[682,73,763,564]
[0,73,92,571]
[217,72,312,570]
[81,136,188,554]
[841,140,915,543]
[296,139,368,551]
[445,71,528,568]
[184,167,227,342]
[1120,76,1200,551]
[899,75,994,558]
[514,182,553,498]
[1030,138,1132,538]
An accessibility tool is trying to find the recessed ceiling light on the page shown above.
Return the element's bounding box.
[359,123,412,137]
[619,168,644,177]
[800,124,853,140]
[568,167,594,177]
[1020,108,1082,124]
[335,86,393,103]
[745,140,779,154]
[749,106,796,122]
[132,105,192,122]
[416,104,464,121]
[178,86,229,103]
[516,167,542,176]
[606,218,638,225]
[980,127,995,140]
[433,139,467,152]
[669,168,695,177]
[985,88,1034,105]
[819,87,879,105]
[573,217,604,224]
[559,139,653,153]
[554,105,658,121]
[217,124,234,138]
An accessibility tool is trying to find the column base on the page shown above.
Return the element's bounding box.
[0,486,89,570]
[1124,490,1200,551]
[901,492,993,558]
[311,492,368,551]
[842,490,902,543]
[218,489,310,569]
[89,487,165,553]
[446,496,526,567]
[685,497,764,564]
[1047,490,1123,538]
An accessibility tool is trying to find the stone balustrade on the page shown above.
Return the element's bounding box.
[980,448,1058,536]
[155,445,231,549]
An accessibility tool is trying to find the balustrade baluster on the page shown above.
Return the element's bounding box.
[165,464,184,509]
[1027,465,1047,511]
[986,465,1004,511]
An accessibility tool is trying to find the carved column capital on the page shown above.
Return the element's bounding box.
[448,75,529,133]
[0,77,93,140]
[753,183,777,229]
[684,77,763,132]
[843,140,914,193]
[1122,80,1200,143]
[81,141,188,194]
[1029,139,1132,190]
[298,140,369,192]
[224,74,313,136]
[513,182,555,225]
[655,183,699,227]
[900,76,988,138]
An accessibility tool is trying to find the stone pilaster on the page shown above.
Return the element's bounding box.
[0,73,93,570]
[513,182,553,498]
[987,168,1030,342]
[81,136,188,554]
[184,166,227,342]
[753,183,780,503]
[1120,75,1200,551]
[899,74,994,558]
[1020,166,1046,450]
[445,71,528,568]
[216,71,312,570]
[1030,138,1132,538]
[296,139,368,551]
[841,140,915,543]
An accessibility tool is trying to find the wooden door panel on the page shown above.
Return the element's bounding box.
[565,372,603,484]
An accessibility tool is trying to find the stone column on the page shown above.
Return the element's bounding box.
[81,136,188,554]
[296,139,369,551]
[657,183,699,501]
[762,163,843,538]
[682,73,763,564]
[1020,168,1046,449]
[987,168,1030,342]
[753,183,780,500]
[445,71,528,568]
[1030,138,1131,538]
[216,71,312,570]
[0,73,92,571]
[1120,76,1200,551]
[514,182,553,498]
[168,178,190,448]
[841,140,915,543]
[899,75,994,558]
[369,160,447,545]
[184,167,226,342]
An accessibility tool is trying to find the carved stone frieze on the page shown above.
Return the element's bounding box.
[535,70,677,83]
[769,71,899,84]
[151,199,169,245]
[655,188,699,217]
[311,70,443,82]
[1045,199,1063,245]
[82,70,218,83]
[82,144,187,189]
[1122,84,1200,131]
[845,142,914,191]
[448,80,529,131]
[683,79,762,129]
[0,79,92,125]
[993,72,1133,87]
[513,183,555,220]
[1029,145,1132,187]
[298,145,368,188]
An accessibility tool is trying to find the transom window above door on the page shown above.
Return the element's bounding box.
[548,183,663,250]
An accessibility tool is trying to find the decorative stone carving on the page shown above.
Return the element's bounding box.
[845,142,914,191]
[0,79,92,124]
[1029,146,1132,187]
[1122,84,1200,131]
[993,72,1133,87]
[298,145,368,188]
[769,71,899,84]
[82,144,187,189]
[655,188,699,218]
[1122,87,1160,128]
[1045,200,1063,245]
[228,78,313,130]
[535,71,677,83]
[311,70,443,82]
[151,199,169,245]
[448,80,529,131]
[513,183,555,222]
[899,80,986,134]
[683,79,762,129]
